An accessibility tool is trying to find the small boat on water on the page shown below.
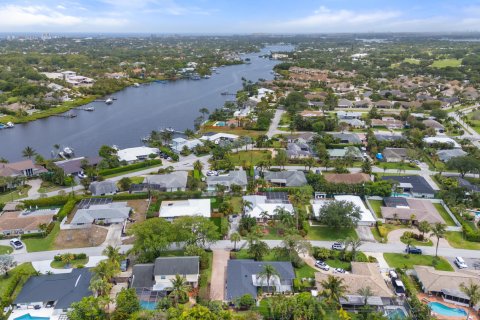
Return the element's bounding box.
[203,75,211,79]
[1,122,15,128]
[133,83,140,87]
[190,73,201,80]
[59,146,74,159]
[105,98,113,104]
[84,107,95,111]
[111,145,119,151]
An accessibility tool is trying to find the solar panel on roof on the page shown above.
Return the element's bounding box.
[77,198,113,209]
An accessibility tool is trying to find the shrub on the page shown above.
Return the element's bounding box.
[301,220,310,235]
[236,294,255,310]
[312,247,334,260]
[56,198,78,220]
[23,195,69,207]
[98,159,162,176]
[377,225,388,238]
[21,232,45,239]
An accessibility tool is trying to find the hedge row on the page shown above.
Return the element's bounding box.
[53,253,87,261]
[98,159,162,176]
[56,198,78,220]
[449,206,480,242]
[21,221,57,240]
[0,269,34,308]
[23,195,69,207]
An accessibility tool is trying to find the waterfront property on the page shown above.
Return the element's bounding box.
[199,132,239,144]
[226,260,295,301]
[117,147,159,163]
[206,170,248,192]
[54,156,102,176]
[0,160,47,178]
[170,138,203,154]
[159,199,211,220]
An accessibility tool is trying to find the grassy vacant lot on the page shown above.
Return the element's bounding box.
[383,253,453,271]
[229,150,272,166]
[0,185,31,204]
[368,199,383,218]
[307,226,358,241]
[377,162,420,171]
[404,58,421,65]
[445,231,480,250]
[51,257,89,269]
[23,222,60,252]
[0,245,12,254]
[433,203,456,226]
[431,59,462,68]
[0,263,35,298]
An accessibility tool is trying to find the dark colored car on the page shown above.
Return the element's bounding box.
[405,246,422,254]
[120,259,129,272]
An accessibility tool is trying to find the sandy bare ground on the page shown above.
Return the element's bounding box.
[54,226,108,249]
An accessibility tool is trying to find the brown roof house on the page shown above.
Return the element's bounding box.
[423,119,445,133]
[316,263,393,310]
[0,208,58,236]
[380,197,446,225]
[324,173,371,185]
[0,160,47,178]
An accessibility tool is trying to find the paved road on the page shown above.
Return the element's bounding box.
[11,239,480,264]
[267,108,285,138]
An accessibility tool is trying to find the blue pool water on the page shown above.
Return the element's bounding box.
[214,121,226,126]
[386,308,407,319]
[140,300,156,310]
[429,302,467,317]
[14,314,50,320]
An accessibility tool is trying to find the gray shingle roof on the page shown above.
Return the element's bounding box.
[71,203,130,225]
[264,171,307,187]
[131,264,155,288]
[206,171,248,187]
[381,175,435,195]
[145,171,188,189]
[54,157,102,175]
[154,256,199,276]
[14,268,92,309]
[330,132,361,144]
[89,180,118,196]
[437,149,467,162]
[226,260,295,301]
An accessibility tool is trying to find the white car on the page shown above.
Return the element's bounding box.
[77,171,87,179]
[455,257,468,269]
[331,242,345,250]
[315,260,330,271]
[10,238,24,250]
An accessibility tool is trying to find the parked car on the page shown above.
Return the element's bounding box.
[10,238,24,250]
[120,259,129,272]
[334,268,346,274]
[315,260,330,271]
[77,171,87,179]
[405,246,422,254]
[454,257,468,269]
[332,242,345,250]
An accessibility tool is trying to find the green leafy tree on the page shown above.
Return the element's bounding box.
[129,218,174,262]
[317,200,361,229]
[67,296,106,320]
[172,216,219,248]
[112,288,141,320]
[248,240,269,261]
[236,294,255,310]
[118,177,132,191]
[417,221,431,238]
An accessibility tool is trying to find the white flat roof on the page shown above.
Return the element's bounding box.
[200,133,239,141]
[312,195,376,223]
[117,146,159,162]
[159,199,211,218]
[423,136,461,148]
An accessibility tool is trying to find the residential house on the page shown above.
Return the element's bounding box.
[456,177,480,193]
[327,147,363,161]
[315,263,394,311]
[312,195,376,226]
[323,173,371,185]
[10,269,92,320]
[423,136,461,148]
[69,202,131,227]
[300,110,324,118]
[89,180,118,196]
[413,266,480,306]
[374,100,393,109]
[381,175,436,198]
[117,147,159,163]
[371,117,404,130]
[339,118,366,128]
[264,171,307,187]
[170,138,203,154]
[0,160,47,178]
[337,111,361,120]
[159,199,211,220]
[374,132,405,142]
[199,132,239,144]
[330,132,362,144]
[423,119,445,133]
[54,157,102,176]
[383,148,408,163]
[437,149,467,162]
[380,197,446,225]
[287,141,312,159]
[337,99,354,108]
[243,193,294,220]
[354,100,371,108]
[206,170,248,191]
[131,257,200,293]
[0,208,57,236]
[226,260,295,301]
[139,171,189,192]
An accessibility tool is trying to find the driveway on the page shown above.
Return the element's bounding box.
[356,226,375,242]
[26,179,42,198]
[210,249,230,301]
[102,224,123,247]
[266,109,285,138]
[387,228,452,249]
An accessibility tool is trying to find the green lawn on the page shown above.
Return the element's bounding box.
[0,263,36,298]
[229,196,243,213]
[376,162,420,171]
[0,245,13,254]
[431,59,462,68]
[0,185,31,204]
[383,253,453,271]
[400,237,433,247]
[307,226,358,241]
[37,181,62,194]
[433,203,456,226]
[23,222,60,252]
[295,264,317,278]
[404,58,421,65]
[51,258,89,269]
[229,150,272,166]
[129,176,145,184]
[445,231,480,250]
[368,199,383,218]
[326,259,351,270]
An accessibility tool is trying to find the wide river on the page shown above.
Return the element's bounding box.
[0,45,293,161]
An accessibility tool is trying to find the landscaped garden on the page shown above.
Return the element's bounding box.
[50,253,89,269]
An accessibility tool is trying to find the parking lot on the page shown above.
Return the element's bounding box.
[446,256,480,271]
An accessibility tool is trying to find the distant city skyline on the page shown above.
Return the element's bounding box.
[0,0,480,33]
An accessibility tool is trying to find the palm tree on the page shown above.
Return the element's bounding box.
[38,223,48,237]
[184,129,195,139]
[460,280,480,319]
[241,199,253,214]
[417,221,431,239]
[320,275,348,305]
[348,239,363,262]
[22,146,36,159]
[89,277,112,297]
[193,160,203,172]
[103,245,122,266]
[169,274,190,306]
[60,253,75,268]
[430,223,446,257]
[259,210,270,223]
[258,264,280,294]
[230,232,241,251]
[357,286,374,306]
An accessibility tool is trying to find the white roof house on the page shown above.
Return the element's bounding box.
[117,147,159,163]
[170,138,203,153]
[199,133,239,143]
[312,195,376,226]
[250,88,275,103]
[159,199,211,219]
[423,136,461,148]
[242,195,294,219]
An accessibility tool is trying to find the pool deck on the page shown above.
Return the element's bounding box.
[418,293,478,320]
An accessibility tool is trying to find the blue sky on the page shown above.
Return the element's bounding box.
[1,0,480,33]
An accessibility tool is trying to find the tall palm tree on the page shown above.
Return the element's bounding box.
[169,274,190,306]
[89,277,112,297]
[460,280,480,319]
[22,146,36,159]
[193,160,203,172]
[430,223,446,257]
[230,232,241,251]
[348,239,363,262]
[241,199,253,214]
[258,264,280,294]
[357,286,373,306]
[320,275,348,306]
[259,210,270,223]
[103,245,122,266]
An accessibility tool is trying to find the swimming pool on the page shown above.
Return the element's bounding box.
[13,314,50,320]
[214,121,226,127]
[428,302,467,317]
[385,308,407,319]
[140,300,157,310]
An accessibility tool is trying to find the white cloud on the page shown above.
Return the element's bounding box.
[0,4,128,29]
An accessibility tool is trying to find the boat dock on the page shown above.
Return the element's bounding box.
[53,113,77,118]
[221,92,236,96]
[77,107,95,112]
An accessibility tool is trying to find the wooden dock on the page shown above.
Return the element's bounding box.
[53,113,77,118]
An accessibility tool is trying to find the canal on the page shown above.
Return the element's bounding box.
[0,45,293,161]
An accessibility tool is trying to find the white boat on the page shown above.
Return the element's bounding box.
[84,107,95,111]
[63,147,74,157]
[111,145,119,151]
[133,83,140,87]
[105,98,113,104]
[203,75,211,79]
[165,127,175,133]
[5,122,14,128]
